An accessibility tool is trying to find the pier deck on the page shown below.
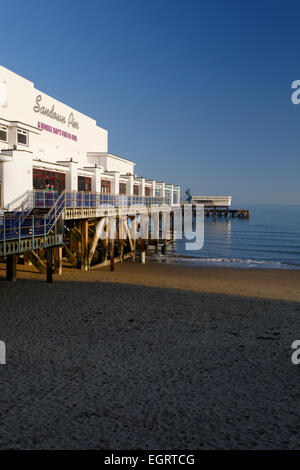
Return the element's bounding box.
[201,207,250,219]
[181,203,250,219]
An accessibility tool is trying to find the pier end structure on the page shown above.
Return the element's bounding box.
[189,196,249,219]
[191,196,232,207]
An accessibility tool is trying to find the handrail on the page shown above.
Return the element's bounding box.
[42,191,168,235]
[1,190,172,244]
[44,190,67,235]
[0,212,61,243]
[13,190,35,226]
[6,191,30,212]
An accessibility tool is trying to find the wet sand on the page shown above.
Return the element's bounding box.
[0,262,299,449]
[1,261,299,302]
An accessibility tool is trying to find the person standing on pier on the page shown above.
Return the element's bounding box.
[185,188,192,204]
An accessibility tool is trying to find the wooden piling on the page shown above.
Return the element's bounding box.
[88,217,105,265]
[6,254,17,282]
[53,247,63,275]
[63,243,78,268]
[110,239,115,271]
[131,215,137,262]
[161,211,168,254]
[140,213,148,263]
[162,240,167,254]
[140,238,146,263]
[118,216,124,261]
[46,247,53,283]
[171,210,175,245]
[24,250,47,273]
[80,220,89,271]
[124,219,134,252]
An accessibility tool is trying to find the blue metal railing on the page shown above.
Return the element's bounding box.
[1,190,167,242]
[0,214,56,242]
[31,190,165,210]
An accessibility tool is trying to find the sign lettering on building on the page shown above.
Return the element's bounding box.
[33,95,79,129]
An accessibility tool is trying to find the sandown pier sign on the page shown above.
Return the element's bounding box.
[33,94,79,130]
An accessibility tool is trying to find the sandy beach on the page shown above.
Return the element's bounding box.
[0,262,300,449]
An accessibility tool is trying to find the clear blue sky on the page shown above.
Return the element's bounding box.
[2,0,300,204]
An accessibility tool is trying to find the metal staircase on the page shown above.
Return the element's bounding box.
[0,191,64,255]
[6,190,34,227]
[44,190,66,235]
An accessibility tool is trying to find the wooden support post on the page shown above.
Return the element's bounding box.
[24,255,32,266]
[162,240,167,254]
[53,247,63,275]
[24,251,47,274]
[161,211,168,254]
[123,219,134,252]
[63,243,78,267]
[81,220,89,271]
[6,254,17,282]
[145,214,149,253]
[110,239,115,271]
[119,216,124,262]
[171,211,175,246]
[70,225,81,252]
[119,242,124,261]
[88,217,106,265]
[108,217,115,271]
[104,217,109,261]
[46,248,53,283]
[140,213,147,263]
[148,213,151,243]
[152,211,159,253]
[140,238,146,263]
[131,216,136,262]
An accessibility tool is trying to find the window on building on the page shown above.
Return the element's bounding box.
[145,187,150,196]
[78,176,91,192]
[101,180,111,194]
[33,169,65,192]
[155,187,162,197]
[165,189,171,205]
[119,182,126,195]
[17,128,28,145]
[0,125,8,142]
[133,185,139,196]
[173,191,179,205]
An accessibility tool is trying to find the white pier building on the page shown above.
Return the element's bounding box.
[0,65,180,209]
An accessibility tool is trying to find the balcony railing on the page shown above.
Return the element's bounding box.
[32,190,166,209]
[0,191,169,242]
[0,213,58,242]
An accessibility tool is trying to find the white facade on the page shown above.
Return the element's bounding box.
[0,65,180,208]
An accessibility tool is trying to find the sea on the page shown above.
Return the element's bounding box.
[153,204,300,269]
